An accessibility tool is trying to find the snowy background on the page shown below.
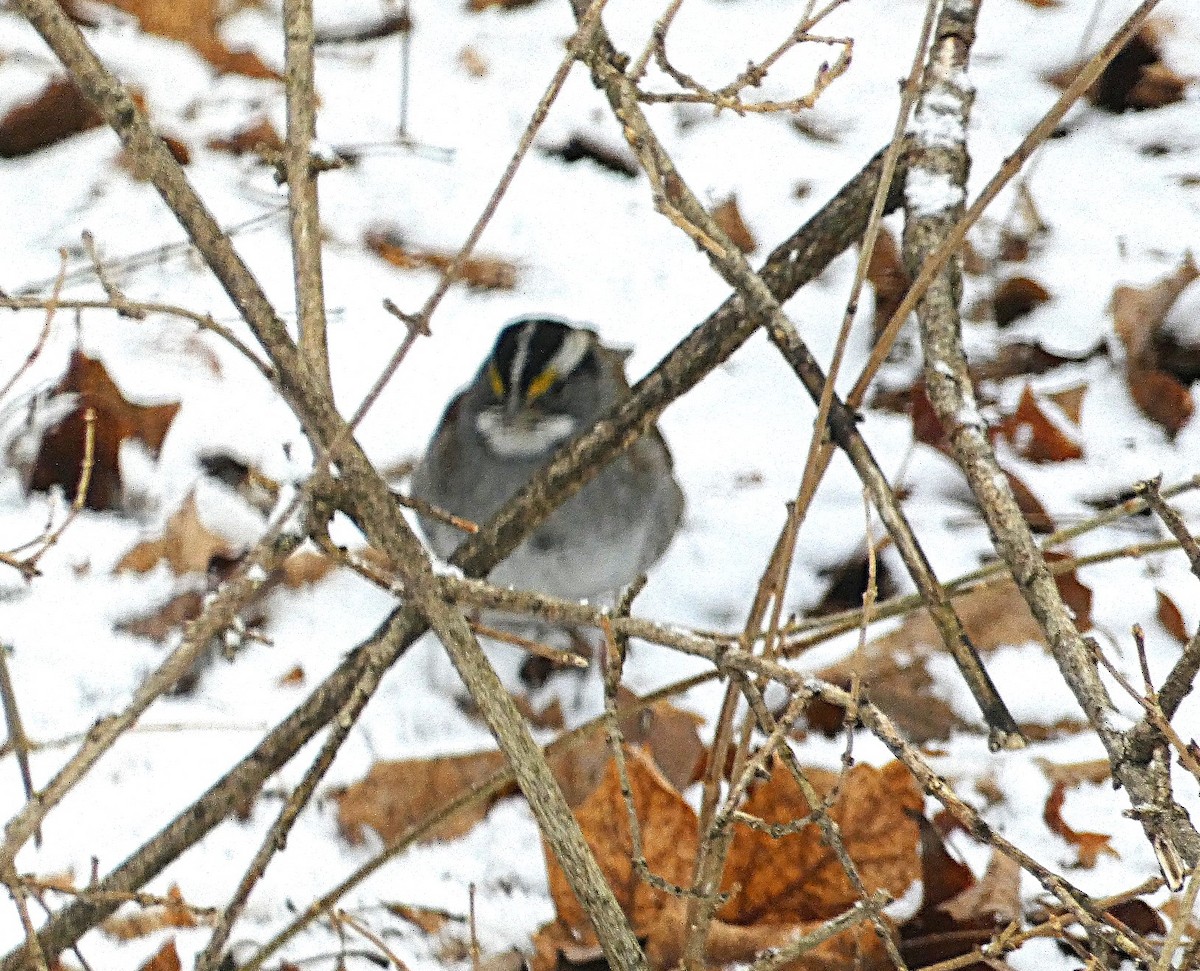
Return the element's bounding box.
[1,0,1200,967]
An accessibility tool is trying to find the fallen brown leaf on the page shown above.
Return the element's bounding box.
[103,886,208,941]
[277,664,305,687]
[384,902,463,935]
[1033,757,1110,788]
[206,117,285,158]
[1113,256,1198,437]
[100,0,279,77]
[711,195,758,254]
[1043,782,1118,868]
[335,751,509,845]
[721,761,922,924]
[1113,256,1199,367]
[0,80,105,157]
[367,231,517,290]
[1003,468,1056,533]
[31,350,181,511]
[116,590,204,642]
[116,493,238,576]
[1047,383,1088,425]
[992,276,1050,327]
[1049,26,1188,113]
[995,385,1083,463]
[546,746,697,937]
[866,227,910,342]
[136,940,181,971]
[537,750,896,971]
[1157,590,1190,644]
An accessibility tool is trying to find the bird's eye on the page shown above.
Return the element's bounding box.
[486,362,505,398]
[525,367,559,402]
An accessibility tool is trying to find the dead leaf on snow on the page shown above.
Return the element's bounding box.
[901,821,1019,969]
[136,940,182,971]
[1003,468,1056,533]
[1047,383,1088,425]
[865,227,910,342]
[939,851,1020,927]
[1113,256,1199,437]
[815,578,1090,741]
[1043,781,1118,868]
[1129,368,1194,438]
[116,590,204,643]
[536,750,897,971]
[1157,589,1190,643]
[0,80,127,158]
[1113,256,1199,367]
[995,385,1083,463]
[206,117,285,158]
[116,493,238,576]
[1034,757,1110,788]
[367,231,517,291]
[992,276,1050,327]
[383,902,464,935]
[721,760,922,925]
[334,751,509,845]
[546,746,697,938]
[711,195,758,254]
[30,350,181,512]
[98,0,279,77]
[102,886,210,941]
[1048,26,1189,113]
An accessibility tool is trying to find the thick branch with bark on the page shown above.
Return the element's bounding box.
[903,0,1200,874]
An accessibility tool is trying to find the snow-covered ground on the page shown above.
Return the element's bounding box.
[0,0,1199,968]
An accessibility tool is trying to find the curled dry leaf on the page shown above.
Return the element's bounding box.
[1047,383,1088,425]
[541,133,639,179]
[995,385,1083,463]
[384,903,463,935]
[1113,256,1199,367]
[865,227,910,342]
[31,351,181,513]
[721,760,922,925]
[0,80,135,158]
[1129,369,1194,437]
[99,0,279,77]
[1033,757,1110,788]
[814,578,1090,742]
[206,117,285,158]
[136,940,182,971]
[366,231,518,291]
[545,747,696,938]
[1157,590,1190,644]
[992,276,1050,327]
[116,494,237,576]
[337,690,704,849]
[335,751,509,845]
[711,195,758,255]
[536,749,900,971]
[1113,256,1199,437]
[902,819,1019,969]
[1043,781,1118,868]
[1003,468,1056,534]
[102,885,210,941]
[1048,26,1188,113]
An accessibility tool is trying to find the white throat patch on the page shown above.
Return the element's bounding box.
[475,409,578,458]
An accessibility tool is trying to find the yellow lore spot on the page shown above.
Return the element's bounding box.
[487,363,504,397]
[526,367,557,401]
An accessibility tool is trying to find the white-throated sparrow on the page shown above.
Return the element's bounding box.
[410,316,683,607]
